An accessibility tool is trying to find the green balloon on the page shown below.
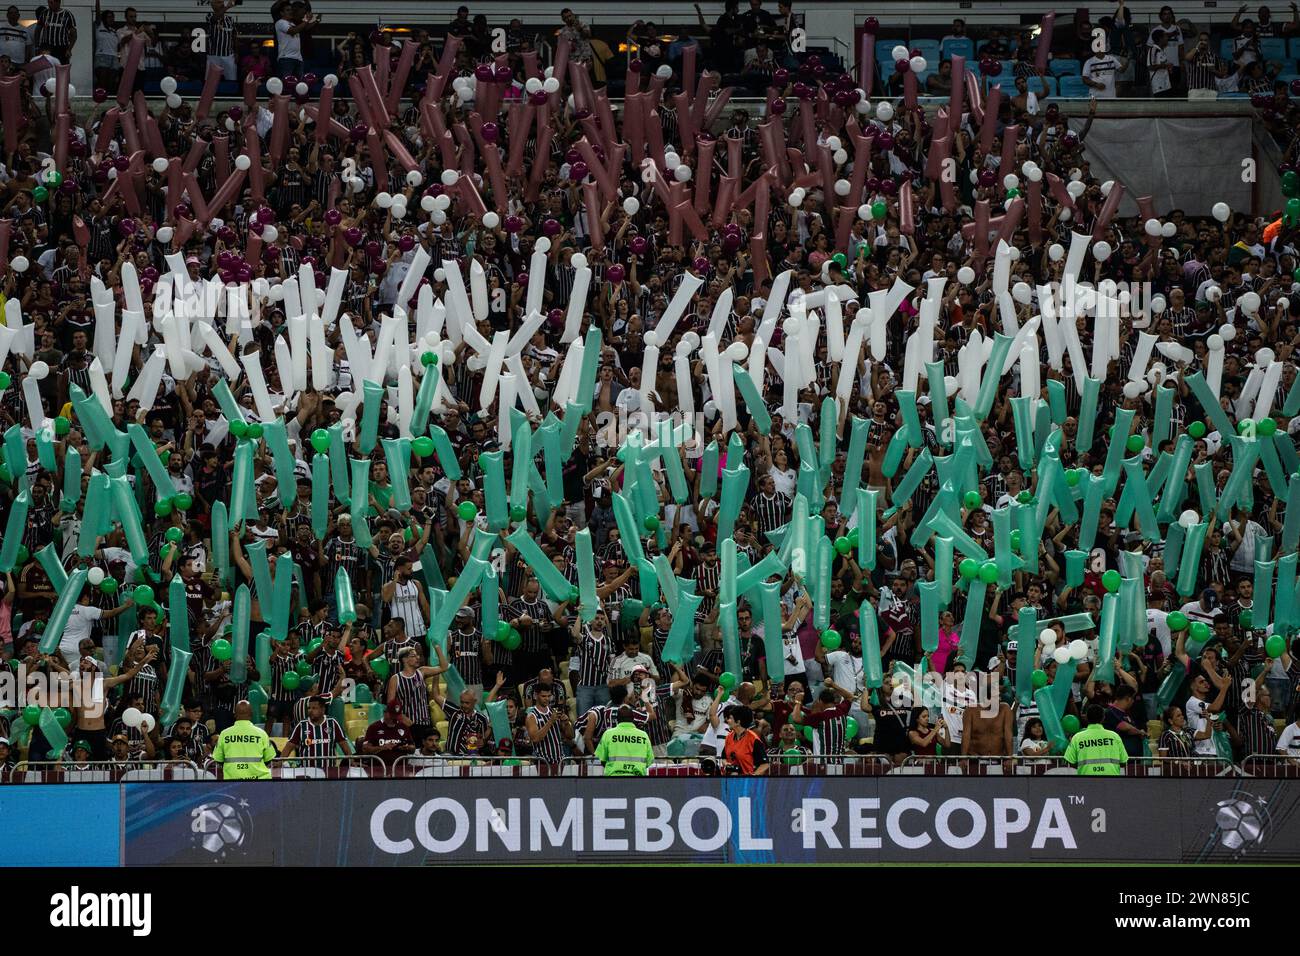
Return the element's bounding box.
[100,578,119,595]
[164,527,183,543]
[782,747,804,766]
[160,451,171,466]
[847,528,860,547]
[1061,714,1081,736]
[53,415,70,435]
[845,717,859,738]
[32,185,47,203]
[871,200,887,220]
[1125,434,1145,453]
[421,351,438,366]
[834,536,852,555]
[1189,620,1211,643]
[959,558,979,580]
[1237,418,1255,435]
[229,420,248,439]
[211,638,233,660]
[1102,569,1121,592]
[719,671,737,690]
[44,169,61,187]
[568,586,580,604]
[821,629,842,650]
[1288,197,1300,225]
[644,516,660,532]
[457,500,478,521]
[154,499,172,517]
[54,707,71,729]
[412,436,435,457]
[1187,420,1206,439]
[14,545,27,565]
[1006,187,1020,198]
[22,705,39,726]
[1065,468,1081,487]
[0,371,10,388]
[802,724,816,742]
[978,561,999,584]
[246,423,264,440]
[173,493,193,511]
[510,505,528,523]
[311,428,330,453]
[281,671,301,691]
[1167,611,1188,631]
[1238,610,1253,630]
[1016,490,1033,504]
[296,660,313,678]
[495,621,512,641]
[371,657,390,679]
[1009,529,1021,551]
[1257,417,1277,437]
[308,638,323,653]
[1283,170,1300,197]
[133,585,154,605]
[963,491,983,510]
[502,628,522,651]
[1266,634,1286,658]
[1031,668,1048,689]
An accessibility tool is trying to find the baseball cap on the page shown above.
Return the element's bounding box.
[1006,640,1019,652]
[0,737,9,746]
[73,740,92,752]
[185,255,200,266]
[385,703,402,717]
[110,734,128,744]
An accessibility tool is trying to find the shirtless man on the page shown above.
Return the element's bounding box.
[962,694,1015,765]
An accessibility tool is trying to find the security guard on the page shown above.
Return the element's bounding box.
[1063,704,1129,776]
[212,700,278,780]
[594,705,654,776]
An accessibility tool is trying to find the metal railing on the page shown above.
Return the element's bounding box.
[393,755,573,777]
[1239,755,1300,778]
[5,760,207,783]
[899,755,1236,776]
[201,755,388,779]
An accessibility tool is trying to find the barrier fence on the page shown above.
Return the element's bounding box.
[4,753,1292,781]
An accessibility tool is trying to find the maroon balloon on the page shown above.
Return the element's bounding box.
[139,277,154,297]
[142,266,159,282]
[475,64,494,82]
[516,271,529,286]
[504,215,522,233]
[769,98,787,115]
[344,227,363,247]
[547,307,564,326]
[877,132,894,151]
[365,240,381,257]
[1290,79,1300,96]
[425,183,444,197]
[350,123,369,142]
[985,60,1002,76]
[542,219,561,237]
[218,226,236,244]
[894,59,910,74]
[773,68,790,86]
[880,179,898,196]
[481,122,500,143]
[69,140,86,157]
[263,246,281,263]
[866,177,881,192]
[978,169,996,188]
[530,91,548,105]
[863,16,879,32]
[570,161,588,181]
[172,203,190,219]
[372,259,387,276]
[693,256,709,272]
[218,269,233,284]
[228,106,243,121]
[304,73,319,86]
[565,148,582,165]
[92,87,107,103]
[60,181,76,195]
[284,74,299,88]
[397,235,414,252]
[722,233,741,252]
[258,207,276,225]
[606,264,625,283]
[301,255,317,269]
[113,155,131,171]
[833,89,853,106]
[629,236,647,255]
[118,218,136,237]
[324,208,342,226]
[237,264,253,282]
[629,59,643,72]
[495,65,513,83]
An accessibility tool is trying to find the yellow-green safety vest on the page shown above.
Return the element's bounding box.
[1063,723,1128,776]
[594,721,654,776]
[212,720,277,780]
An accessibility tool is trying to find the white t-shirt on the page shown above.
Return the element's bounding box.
[826,649,863,696]
[780,628,807,677]
[701,694,738,753]
[1277,723,1300,756]
[61,604,103,665]
[1223,519,1267,573]
[1146,608,1172,656]
[1185,695,1217,756]
[1082,54,1123,97]
[672,688,712,735]
[769,466,797,497]
[274,18,301,59]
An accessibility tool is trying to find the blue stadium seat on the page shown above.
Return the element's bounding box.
[1038,75,1058,96]
[911,39,941,63]
[1049,57,1081,76]
[1260,37,1288,60]
[1220,38,1236,60]
[1292,38,1300,58]
[1056,74,1090,97]
[876,39,901,64]
[941,37,974,61]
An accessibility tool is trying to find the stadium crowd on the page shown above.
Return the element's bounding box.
[0,0,1297,779]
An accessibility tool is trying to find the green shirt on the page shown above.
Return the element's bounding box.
[1062,723,1128,776]
[594,721,654,776]
[212,720,277,780]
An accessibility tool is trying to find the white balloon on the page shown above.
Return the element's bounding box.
[121,707,143,728]
[482,211,500,229]
[571,253,588,269]
[891,45,910,62]
[1207,333,1224,351]
[788,192,802,208]
[1048,243,1064,262]
[1025,165,1043,183]
[1068,639,1088,661]
[160,76,178,94]
[1069,168,1083,182]
[525,77,543,94]
[323,74,338,88]
[1144,218,1161,237]
[1161,222,1176,238]
[1150,295,1166,314]
[166,93,182,109]
[262,225,278,243]
[858,203,873,221]
[1004,199,1016,212]
[833,148,848,165]
[1093,241,1112,261]
[235,154,251,171]
[1212,202,1231,222]
[406,170,423,188]
[1219,322,1235,340]
[1021,161,1039,178]
[674,165,692,182]
[434,194,452,211]
[1122,381,1142,398]
[431,209,447,225]
[420,194,436,213]
[1008,246,1021,261]
[43,77,54,94]
[535,236,551,254]
[643,330,660,348]
[834,178,851,197]
[1206,285,1223,303]
[1280,297,1291,312]
[1179,509,1200,528]
[1039,628,1057,646]
[1012,282,1032,304]
[1066,179,1087,199]
[969,170,981,186]
[1059,208,1072,222]
[826,136,842,151]
[1100,180,1115,196]
[151,157,169,174]
[543,77,560,94]
[1003,173,1020,191]
[623,196,640,216]
[87,566,105,586]
[140,714,156,733]
[656,65,673,79]
[1257,347,1275,366]
[267,77,283,96]
[10,256,29,273]
[390,205,407,221]
[375,191,393,209]
[441,169,459,187]
[957,266,976,285]
[295,81,309,97]
[433,267,447,282]
[909,55,927,73]
[1052,646,1073,665]
[876,101,894,122]
[155,226,174,244]
[1239,291,1261,315]
[664,152,681,170]
[855,98,871,114]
